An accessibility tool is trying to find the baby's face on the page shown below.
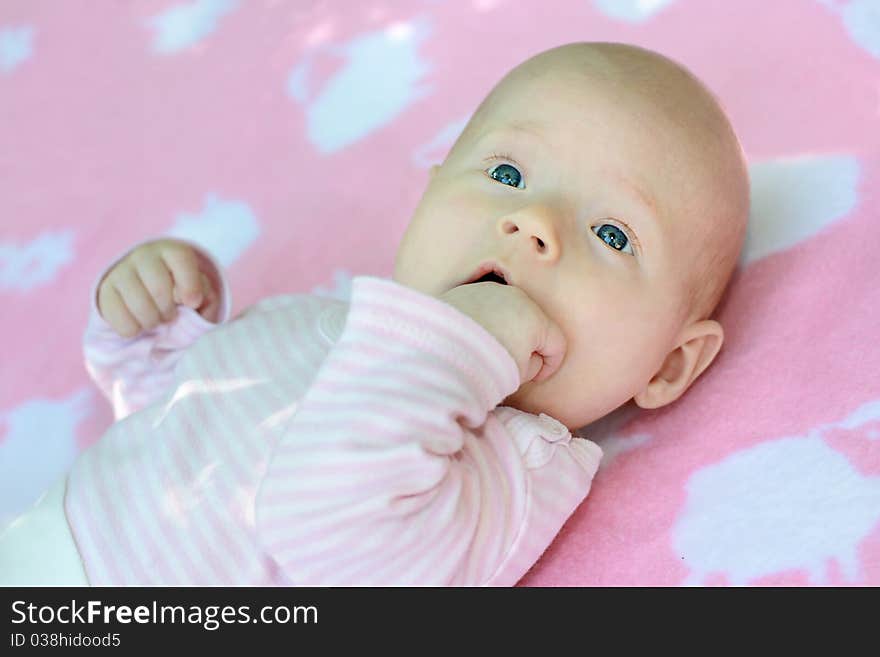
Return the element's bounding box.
[394,63,714,430]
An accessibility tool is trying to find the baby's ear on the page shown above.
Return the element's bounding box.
[633,320,724,410]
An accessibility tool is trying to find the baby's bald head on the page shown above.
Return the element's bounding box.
[454,41,750,324]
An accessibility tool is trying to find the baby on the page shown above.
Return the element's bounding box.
[0,41,749,586]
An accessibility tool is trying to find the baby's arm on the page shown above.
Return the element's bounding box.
[254,276,602,586]
[83,237,232,421]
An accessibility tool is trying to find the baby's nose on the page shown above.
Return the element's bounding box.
[499,210,560,259]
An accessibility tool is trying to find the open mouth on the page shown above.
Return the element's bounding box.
[470,270,507,285]
[460,262,512,287]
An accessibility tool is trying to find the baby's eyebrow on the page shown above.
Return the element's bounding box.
[601,170,662,254]
[611,170,659,220]
[476,122,549,148]
[505,120,549,142]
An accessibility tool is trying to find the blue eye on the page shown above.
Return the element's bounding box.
[488,162,524,189]
[592,223,635,255]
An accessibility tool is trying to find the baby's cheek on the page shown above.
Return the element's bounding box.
[573,318,649,388]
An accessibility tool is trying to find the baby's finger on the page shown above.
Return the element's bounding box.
[532,319,567,383]
[99,284,141,338]
[160,244,203,309]
[196,271,220,322]
[525,353,544,384]
[133,254,177,322]
[116,268,163,331]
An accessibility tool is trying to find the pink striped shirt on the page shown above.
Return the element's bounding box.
[67,238,603,585]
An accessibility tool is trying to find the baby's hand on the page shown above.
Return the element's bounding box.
[439,282,566,385]
[96,239,220,338]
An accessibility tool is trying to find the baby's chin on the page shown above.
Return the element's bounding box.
[501,381,543,415]
[502,381,585,432]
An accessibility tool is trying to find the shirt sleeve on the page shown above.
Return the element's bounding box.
[254,275,603,586]
[82,236,233,421]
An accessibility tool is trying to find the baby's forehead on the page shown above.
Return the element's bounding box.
[495,49,722,138]
[474,51,738,198]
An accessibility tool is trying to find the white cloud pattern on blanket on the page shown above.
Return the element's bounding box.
[0,25,34,73]
[311,268,356,302]
[591,0,677,22]
[742,154,859,266]
[673,399,880,585]
[287,18,433,153]
[0,229,75,292]
[165,193,260,267]
[818,0,880,59]
[145,0,238,54]
[0,389,94,529]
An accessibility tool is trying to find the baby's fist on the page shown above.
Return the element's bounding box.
[96,239,220,338]
[439,282,566,386]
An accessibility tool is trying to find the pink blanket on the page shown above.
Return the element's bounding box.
[2,0,878,586]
